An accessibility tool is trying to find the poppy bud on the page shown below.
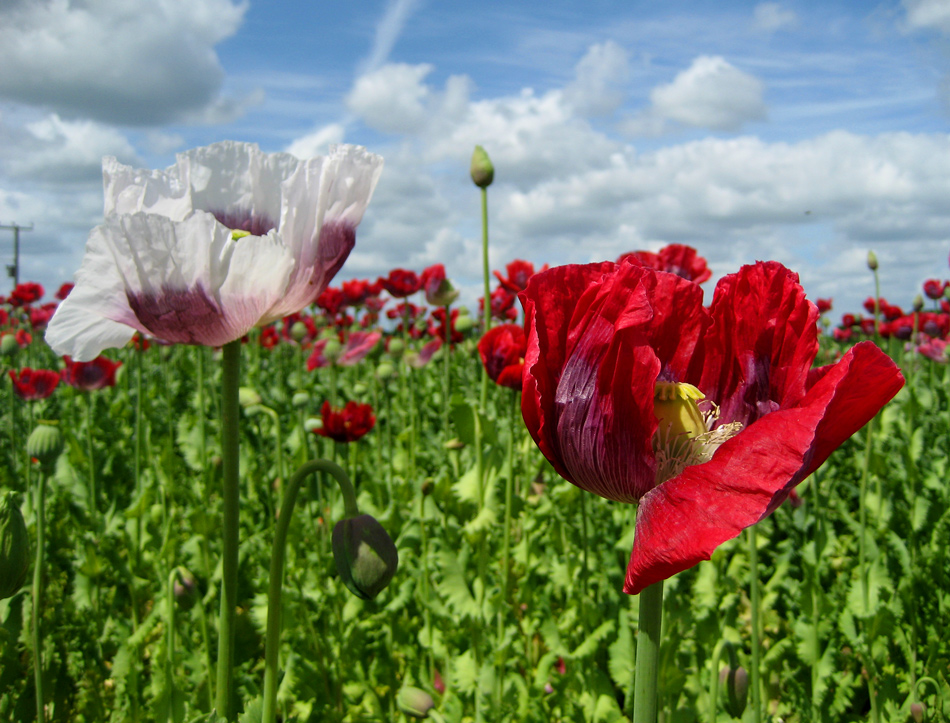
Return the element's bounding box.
[322,338,343,364]
[387,339,405,359]
[911,702,925,723]
[867,251,878,271]
[0,492,30,600]
[304,417,321,433]
[470,145,494,188]
[173,567,199,610]
[376,361,395,379]
[290,321,309,342]
[396,686,435,718]
[913,294,924,312]
[292,391,310,408]
[332,514,398,600]
[0,334,18,358]
[454,312,475,333]
[239,387,262,408]
[720,666,749,718]
[421,479,434,496]
[26,421,64,471]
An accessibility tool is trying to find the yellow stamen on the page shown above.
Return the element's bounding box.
[231,229,251,240]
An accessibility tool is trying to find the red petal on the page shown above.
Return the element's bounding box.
[624,341,903,594]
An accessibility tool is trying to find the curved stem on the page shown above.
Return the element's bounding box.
[32,471,48,723]
[633,580,664,723]
[262,459,358,723]
[215,340,241,720]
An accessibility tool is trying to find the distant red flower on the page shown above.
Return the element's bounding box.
[521,259,903,594]
[379,269,421,298]
[15,329,32,348]
[494,260,546,294]
[815,298,832,315]
[341,278,380,307]
[315,400,375,442]
[62,355,122,390]
[923,279,948,301]
[832,327,853,343]
[29,302,59,329]
[841,313,858,328]
[130,333,151,352]
[428,307,463,345]
[420,264,459,307]
[338,331,382,366]
[0,309,7,327]
[478,324,526,390]
[281,313,317,344]
[618,244,712,284]
[481,286,517,321]
[9,368,60,400]
[316,286,345,316]
[918,337,950,362]
[407,339,443,369]
[55,283,75,301]
[8,282,44,308]
[259,326,280,348]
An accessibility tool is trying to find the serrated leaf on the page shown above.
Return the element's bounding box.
[238,697,263,723]
[453,649,479,695]
[913,496,930,533]
[437,550,481,619]
[572,620,614,659]
[608,610,634,694]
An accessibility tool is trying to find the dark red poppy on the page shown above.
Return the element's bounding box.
[428,307,464,345]
[9,368,60,400]
[841,313,858,328]
[341,278,380,308]
[420,264,459,307]
[379,269,422,298]
[618,244,712,284]
[520,259,903,594]
[815,298,832,315]
[481,287,517,321]
[15,329,31,348]
[8,282,44,308]
[493,260,546,294]
[316,286,345,316]
[130,333,151,352]
[258,326,280,348]
[477,324,526,391]
[55,283,75,301]
[62,355,122,390]
[923,279,947,300]
[832,327,853,343]
[315,400,375,442]
[29,303,58,329]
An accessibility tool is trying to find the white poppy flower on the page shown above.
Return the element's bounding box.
[46,141,383,361]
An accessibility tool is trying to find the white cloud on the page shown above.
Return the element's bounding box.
[903,0,950,34]
[346,64,435,134]
[5,113,140,185]
[753,3,799,32]
[563,41,630,117]
[625,56,767,134]
[360,0,424,75]
[285,123,348,159]
[0,0,247,125]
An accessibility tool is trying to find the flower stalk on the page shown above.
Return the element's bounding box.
[633,579,664,723]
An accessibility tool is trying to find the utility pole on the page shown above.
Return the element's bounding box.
[0,222,33,288]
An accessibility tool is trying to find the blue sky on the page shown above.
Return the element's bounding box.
[2,0,950,320]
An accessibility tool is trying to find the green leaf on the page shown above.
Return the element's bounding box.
[452,649,479,695]
[238,696,263,723]
[571,620,615,659]
[607,610,634,694]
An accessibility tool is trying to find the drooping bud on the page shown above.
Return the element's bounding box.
[720,666,749,718]
[867,250,878,271]
[911,702,926,723]
[396,686,435,719]
[332,514,398,600]
[26,421,64,471]
[470,145,494,188]
[173,567,199,611]
[0,492,30,601]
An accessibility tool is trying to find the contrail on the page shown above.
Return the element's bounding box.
[359,0,422,76]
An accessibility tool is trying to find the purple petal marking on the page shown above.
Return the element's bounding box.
[126,285,235,346]
[309,220,357,299]
[211,210,276,237]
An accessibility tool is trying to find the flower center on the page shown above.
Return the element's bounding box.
[652,381,742,485]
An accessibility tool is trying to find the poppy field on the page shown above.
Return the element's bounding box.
[1,143,949,723]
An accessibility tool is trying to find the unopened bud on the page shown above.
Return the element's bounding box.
[421,479,434,496]
[911,702,926,723]
[239,387,262,407]
[290,321,309,342]
[396,686,435,719]
[867,250,878,271]
[322,338,343,364]
[914,294,924,312]
[0,493,30,601]
[387,338,405,359]
[292,391,310,409]
[376,361,395,380]
[332,514,398,600]
[470,145,494,188]
[26,421,63,471]
[454,313,475,333]
[720,666,749,718]
[0,334,18,357]
[173,567,199,611]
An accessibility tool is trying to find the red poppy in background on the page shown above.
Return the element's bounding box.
[481,286,517,321]
[618,244,712,284]
[379,268,422,298]
[923,279,947,301]
[55,283,75,301]
[29,302,59,329]
[8,282,44,308]
[315,400,375,442]
[478,324,526,391]
[338,331,382,366]
[428,307,464,345]
[493,260,546,294]
[406,339,443,369]
[520,259,903,595]
[420,264,459,307]
[9,368,60,400]
[15,329,31,348]
[316,286,345,316]
[62,355,122,390]
[815,298,832,315]
[341,278,381,307]
[259,326,280,348]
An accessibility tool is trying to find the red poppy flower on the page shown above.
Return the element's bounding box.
[341,278,380,307]
[315,400,375,442]
[923,279,947,301]
[15,329,32,348]
[493,260,546,294]
[338,331,382,366]
[9,368,60,400]
[618,244,712,284]
[316,286,345,316]
[815,298,832,315]
[379,269,422,298]
[407,339,442,369]
[29,303,59,329]
[520,260,903,594]
[420,264,459,307]
[259,326,280,348]
[478,324,526,390]
[8,282,44,308]
[481,286,517,321]
[428,307,464,345]
[55,283,75,301]
[62,355,122,390]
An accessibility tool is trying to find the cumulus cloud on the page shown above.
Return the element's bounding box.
[563,40,630,117]
[285,123,348,158]
[622,56,767,135]
[903,0,950,34]
[0,0,248,125]
[346,64,435,134]
[752,3,799,32]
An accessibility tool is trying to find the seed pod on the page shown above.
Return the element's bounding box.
[0,492,30,601]
[26,422,64,471]
[396,686,435,719]
[470,145,494,188]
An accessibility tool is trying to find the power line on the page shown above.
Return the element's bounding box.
[0,222,34,289]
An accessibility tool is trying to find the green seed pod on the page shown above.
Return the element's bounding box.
[470,145,494,188]
[387,338,405,359]
[0,333,18,358]
[332,514,398,600]
[304,417,322,433]
[26,422,63,471]
[0,492,30,601]
[292,391,310,409]
[376,361,395,380]
[353,382,368,396]
[867,250,878,271]
[239,387,262,407]
[396,686,435,719]
[289,321,309,342]
[454,313,475,333]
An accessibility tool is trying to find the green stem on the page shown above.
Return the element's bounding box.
[85,394,96,511]
[748,526,762,723]
[166,568,178,723]
[442,303,452,444]
[633,580,664,723]
[262,459,358,723]
[215,340,242,720]
[480,187,491,337]
[32,471,48,723]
